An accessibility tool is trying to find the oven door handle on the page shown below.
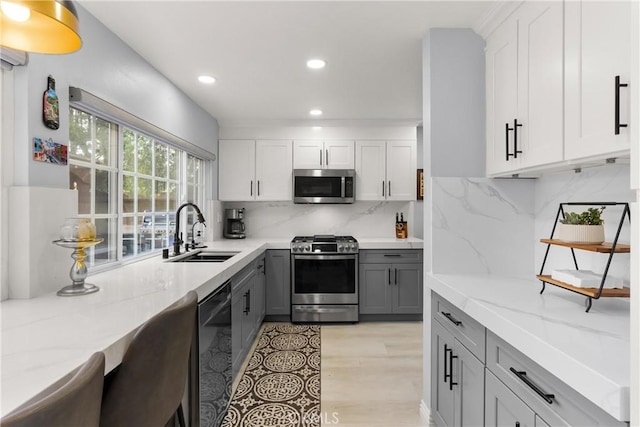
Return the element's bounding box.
[292,254,357,261]
[294,306,351,313]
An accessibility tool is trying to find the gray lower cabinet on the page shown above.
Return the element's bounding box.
[486,369,535,427]
[359,250,423,315]
[231,254,266,378]
[265,250,290,316]
[431,291,628,427]
[432,314,484,427]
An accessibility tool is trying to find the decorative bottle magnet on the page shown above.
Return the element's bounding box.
[43,75,60,130]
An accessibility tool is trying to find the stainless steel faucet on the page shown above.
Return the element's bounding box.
[173,202,206,255]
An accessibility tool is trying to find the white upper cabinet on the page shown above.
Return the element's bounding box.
[293,140,355,169]
[355,141,386,200]
[355,140,416,201]
[218,140,255,201]
[565,0,632,160]
[485,1,563,176]
[255,140,293,201]
[486,16,519,175]
[517,1,564,168]
[219,140,292,201]
[386,140,416,200]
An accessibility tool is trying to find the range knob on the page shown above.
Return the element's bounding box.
[292,246,298,252]
[304,245,311,252]
[351,244,357,251]
[338,245,344,252]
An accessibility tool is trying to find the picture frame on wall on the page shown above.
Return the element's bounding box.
[417,169,424,200]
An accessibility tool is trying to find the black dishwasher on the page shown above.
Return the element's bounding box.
[191,281,232,427]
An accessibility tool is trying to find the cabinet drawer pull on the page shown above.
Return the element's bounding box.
[509,367,555,404]
[383,254,402,257]
[441,311,462,327]
[615,75,628,135]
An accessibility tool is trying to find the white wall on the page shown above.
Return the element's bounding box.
[426,29,486,178]
[3,5,220,299]
[13,5,219,189]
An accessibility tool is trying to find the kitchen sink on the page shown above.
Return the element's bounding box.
[169,251,239,263]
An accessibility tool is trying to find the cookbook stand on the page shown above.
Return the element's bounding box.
[536,202,631,312]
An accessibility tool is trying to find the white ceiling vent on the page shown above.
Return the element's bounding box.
[0,47,28,68]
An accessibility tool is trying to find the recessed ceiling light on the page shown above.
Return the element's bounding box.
[306,59,326,69]
[198,75,216,84]
[309,109,323,116]
[1,1,31,22]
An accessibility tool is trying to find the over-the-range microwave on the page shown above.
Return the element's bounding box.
[293,169,355,204]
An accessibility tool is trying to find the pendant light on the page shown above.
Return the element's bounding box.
[0,0,81,54]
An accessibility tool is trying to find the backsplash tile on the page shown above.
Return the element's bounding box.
[222,201,414,239]
[431,177,536,275]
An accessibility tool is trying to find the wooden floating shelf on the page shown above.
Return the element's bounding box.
[536,275,631,298]
[539,239,630,253]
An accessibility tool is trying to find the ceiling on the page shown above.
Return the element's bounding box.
[79,1,495,128]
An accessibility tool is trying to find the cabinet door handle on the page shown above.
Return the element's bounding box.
[320,149,323,166]
[388,268,392,286]
[449,351,458,390]
[513,119,523,159]
[615,75,629,135]
[250,181,253,197]
[388,181,391,197]
[257,180,260,196]
[326,149,329,166]
[516,423,520,427]
[444,344,451,384]
[247,289,251,313]
[505,122,513,161]
[509,367,555,404]
[382,181,385,197]
[394,268,397,285]
[243,291,250,315]
[441,311,462,327]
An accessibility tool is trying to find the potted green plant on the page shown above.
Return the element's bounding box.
[555,207,605,244]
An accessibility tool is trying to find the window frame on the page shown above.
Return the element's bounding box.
[68,104,209,269]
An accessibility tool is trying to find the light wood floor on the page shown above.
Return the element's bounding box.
[321,321,425,427]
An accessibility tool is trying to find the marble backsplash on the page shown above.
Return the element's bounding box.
[221,201,416,239]
[430,164,633,285]
[431,177,536,276]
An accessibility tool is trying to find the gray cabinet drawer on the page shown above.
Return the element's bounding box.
[359,249,423,264]
[487,331,627,427]
[432,291,486,362]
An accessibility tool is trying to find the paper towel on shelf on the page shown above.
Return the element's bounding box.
[550,269,630,289]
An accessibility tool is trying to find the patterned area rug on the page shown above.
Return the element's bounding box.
[222,323,320,427]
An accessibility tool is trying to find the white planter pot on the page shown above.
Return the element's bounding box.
[555,223,605,244]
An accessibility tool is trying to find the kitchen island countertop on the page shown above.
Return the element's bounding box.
[0,236,422,416]
[428,273,630,422]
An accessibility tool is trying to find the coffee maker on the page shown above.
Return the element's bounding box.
[223,208,246,239]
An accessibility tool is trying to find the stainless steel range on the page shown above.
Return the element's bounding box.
[291,235,359,323]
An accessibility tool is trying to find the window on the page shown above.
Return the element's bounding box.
[69,106,207,267]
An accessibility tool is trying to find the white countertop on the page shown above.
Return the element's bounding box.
[427,273,630,422]
[0,236,422,416]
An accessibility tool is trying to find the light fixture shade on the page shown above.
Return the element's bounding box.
[0,0,81,54]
